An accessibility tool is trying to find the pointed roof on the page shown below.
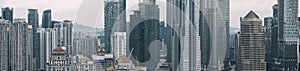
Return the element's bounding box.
[244,10,260,19]
[117,55,131,63]
[54,45,65,52]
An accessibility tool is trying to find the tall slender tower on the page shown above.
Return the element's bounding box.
[200,0,228,70]
[277,0,299,70]
[166,0,201,71]
[104,0,126,53]
[28,9,40,70]
[63,20,73,56]
[42,10,51,28]
[238,11,266,71]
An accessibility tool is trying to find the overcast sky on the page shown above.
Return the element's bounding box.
[0,0,292,28]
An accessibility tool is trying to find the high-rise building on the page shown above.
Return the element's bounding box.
[0,19,10,71]
[277,0,299,70]
[199,0,228,70]
[9,19,32,70]
[63,20,73,55]
[111,32,126,59]
[218,0,230,64]
[1,7,13,22]
[37,28,60,70]
[104,0,126,53]
[166,0,201,71]
[42,10,51,28]
[62,20,74,68]
[28,9,41,70]
[264,17,273,70]
[128,0,162,70]
[238,11,266,71]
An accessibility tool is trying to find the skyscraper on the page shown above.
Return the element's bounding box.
[1,7,13,22]
[277,0,299,70]
[42,10,51,28]
[104,0,126,53]
[166,0,201,71]
[128,0,161,70]
[9,19,32,70]
[198,0,228,70]
[62,20,73,66]
[0,19,10,71]
[264,17,273,70]
[218,0,230,61]
[28,9,40,70]
[37,28,60,70]
[238,11,266,71]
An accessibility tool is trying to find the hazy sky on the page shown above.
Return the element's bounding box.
[0,0,289,28]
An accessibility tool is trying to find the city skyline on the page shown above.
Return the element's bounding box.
[0,0,290,28]
[1,0,300,71]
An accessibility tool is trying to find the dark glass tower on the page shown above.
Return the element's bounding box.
[42,10,51,28]
[27,9,41,70]
[1,7,13,22]
[104,0,126,53]
[278,0,299,71]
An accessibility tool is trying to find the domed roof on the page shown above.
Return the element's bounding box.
[54,45,65,52]
[117,55,131,63]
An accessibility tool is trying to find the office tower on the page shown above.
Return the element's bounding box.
[47,45,71,71]
[111,32,126,59]
[104,0,126,53]
[238,11,266,71]
[42,10,51,28]
[166,0,181,71]
[198,0,228,70]
[224,33,239,70]
[218,0,230,62]
[9,19,32,70]
[1,7,13,22]
[166,0,201,71]
[271,3,279,63]
[264,17,272,70]
[128,0,161,70]
[28,9,40,70]
[0,19,9,71]
[278,0,299,70]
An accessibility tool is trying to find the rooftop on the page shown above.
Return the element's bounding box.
[117,55,131,63]
[54,45,65,52]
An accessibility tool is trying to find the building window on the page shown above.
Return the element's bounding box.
[57,57,61,60]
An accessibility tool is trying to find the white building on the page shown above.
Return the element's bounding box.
[111,32,126,59]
